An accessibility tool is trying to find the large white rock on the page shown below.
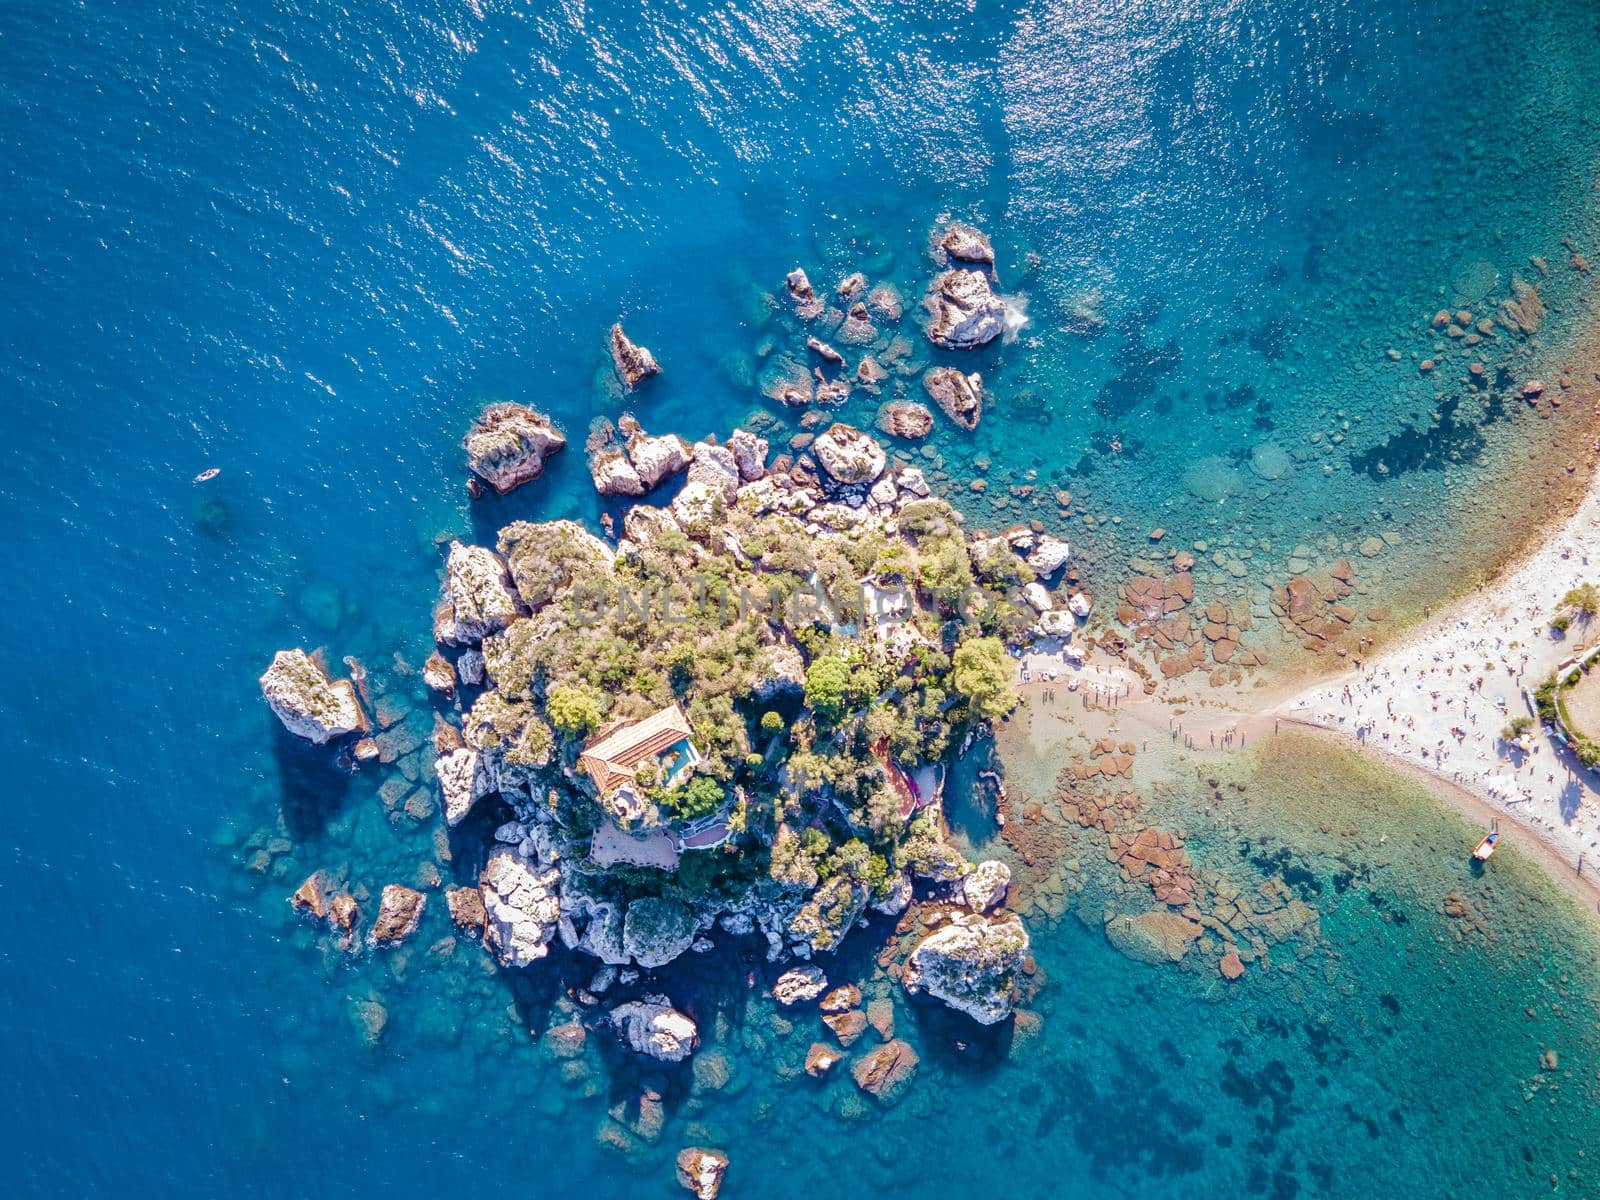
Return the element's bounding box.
[259,649,367,744]
[437,746,483,827]
[725,427,769,481]
[812,423,886,485]
[772,964,829,1006]
[434,542,521,646]
[672,442,741,535]
[1026,537,1072,578]
[479,849,562,967]
[464,403,566,495]
[962,860,1012,912]
[628,432,692,490]
[938,222,996,270]
[901,911,1029,1025]
[590,448,646,497]
[925,269,1004,350]
[611,995,699,1062]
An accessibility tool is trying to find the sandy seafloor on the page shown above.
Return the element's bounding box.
[4,0,1600,1197]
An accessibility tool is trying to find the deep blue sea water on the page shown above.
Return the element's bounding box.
[4,1,1600,1197]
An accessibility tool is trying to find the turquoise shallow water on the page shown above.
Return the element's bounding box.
[4,1,1600,1196]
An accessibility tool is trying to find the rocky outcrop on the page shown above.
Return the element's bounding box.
[938,222,995,271]
[610,323,661,388]
[806,336,844,366]
[805,1042,843,1077]
[434,542,521,646]
[835,303,877,345]
[480,849,561,967]
[1026,536,1072,578]
[962,859,1011,912]
[788,876,868,954]
[611,995,699,1062]
[925,269,1004,350]
[811,423,886,485]
[623,896,698,968]
[772,964,828,1006]
[260,649,367,744]
[464,403,566,496]
[923,367,984,430]
[902,911,1028,1024]
[876,401,933,440]
[676,1148,728,1200]
[725,428,768,481]
[369,885,426,947]
[851,1039,920,1104]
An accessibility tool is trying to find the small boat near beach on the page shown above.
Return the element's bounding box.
[1473,828,1500,861]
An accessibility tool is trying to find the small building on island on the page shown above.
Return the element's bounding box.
[578,702,702,829]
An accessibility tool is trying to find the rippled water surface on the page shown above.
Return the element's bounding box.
[3,1,1600,1196]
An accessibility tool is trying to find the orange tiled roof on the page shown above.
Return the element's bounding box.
[578,703,695,796]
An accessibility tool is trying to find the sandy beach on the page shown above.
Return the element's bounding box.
[1272,473,1600,907]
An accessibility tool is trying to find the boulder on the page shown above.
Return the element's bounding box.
[464,403,566,496]
[422,651,455,698]
[925,269,1004,350]
[876,401,934,440]
[851,1039,920,1104]
[811,423,886,485]
[772,964,828,1006]
[610,323,661,388]
[445,885,487,935]
[369,885,426,947]
[823,1009,869,1046]
[290,873,328,920]
[612,996,699,1062]
[1025,536,1071,578]
[480,849,562,967]
[434,542,521,646]
[835,303,877,345]
[896,467,931,498]
[938,222,996,271]
[260,649,367,744]
[676,1148,729,1200]
[785,268,823,319]
[806,336,845,366]
[819,984,861,1013]
[629,432,693,490]
[866,284,902,322]
[591,448,646,497]
[725,427,769,481]
[329,893,358,936]
[922,367,984,430]
[962,860,1011,912]
[805,1042,843,1077]
[901,911,1029,1024]
[623,896,699,969]
[1067,591,1092,618]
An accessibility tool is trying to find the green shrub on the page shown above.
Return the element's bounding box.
[547,681,604,737]
[951,635,1018,721]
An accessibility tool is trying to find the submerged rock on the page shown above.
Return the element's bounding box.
[876,401,934,440]
[925,269,1004,350]
[1105,909,1201,965]
[464,403,566,496]
[434,542,521,647]
[479,849,561,967]
[785,268,823,319]
[902,911,1028,1024]
[610,323,661,389]
[676,1147,728,1200]
[805,1042,843,1077]
[851,1039,920,1104]
[260,649,367,744]
[369,884,426,947]
[811,422,886,485]
[922,367,984,430]
[611,996,699,1062]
